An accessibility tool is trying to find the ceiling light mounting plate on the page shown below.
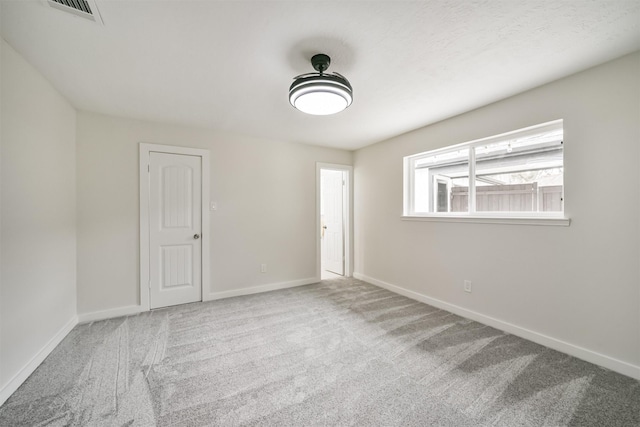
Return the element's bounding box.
[311,54,331,73]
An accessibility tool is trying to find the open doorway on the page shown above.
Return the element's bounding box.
[317,163,352,280]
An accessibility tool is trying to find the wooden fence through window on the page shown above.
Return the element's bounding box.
[451,184,562,212]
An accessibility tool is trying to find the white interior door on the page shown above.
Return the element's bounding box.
[149,152,202,309]
[322,169,344,275]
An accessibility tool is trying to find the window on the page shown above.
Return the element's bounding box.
[404,120,564,220]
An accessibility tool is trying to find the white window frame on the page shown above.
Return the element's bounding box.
[403,120,570,226]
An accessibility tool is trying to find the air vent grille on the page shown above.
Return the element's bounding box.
[51,0,93,15]
[45,0,104,25]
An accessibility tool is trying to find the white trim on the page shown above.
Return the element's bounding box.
[78,305,146,324]
[353,272,640,381]
[469,147,477,213]
[78,277,320,322]
[403,156,412,214]
[139,143,210,311]
[0,315,78,406]
[316,163,353,279]
[205,277,318,301]
[410,119,563,158]
[401,215,570,226]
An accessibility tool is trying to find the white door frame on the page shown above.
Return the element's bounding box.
[140,143,210,311]
[316,162,352,279]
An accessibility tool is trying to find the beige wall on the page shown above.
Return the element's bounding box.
[76,112,352,315]
[354,52,640,372]
[0,40,77,390]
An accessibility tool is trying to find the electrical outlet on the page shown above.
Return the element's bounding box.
[210,201,217,211]
[464,280,472,293]
[261,263,267,273]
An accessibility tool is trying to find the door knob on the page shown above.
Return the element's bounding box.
[323,226,327,229]
[194,234,200,239]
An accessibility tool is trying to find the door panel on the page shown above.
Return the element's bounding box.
[162,165,193,228]
[322,169,344,275]
[150,152,202,309]
[161,245,193,289]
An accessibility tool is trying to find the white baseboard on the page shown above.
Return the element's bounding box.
[353,272,640,381]
[77,277,323,323]
[0,315,78,406]
[78,305,145,324]
[205,276,320,301]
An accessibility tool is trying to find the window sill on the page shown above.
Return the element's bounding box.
[401,215,570,227]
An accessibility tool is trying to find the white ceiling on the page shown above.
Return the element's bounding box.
[2,1,639,150]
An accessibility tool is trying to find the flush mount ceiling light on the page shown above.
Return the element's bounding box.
[289,54,353,116]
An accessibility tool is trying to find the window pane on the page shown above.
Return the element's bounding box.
[450,177,469,212]
[436,182,448,212]
[413,148,469,213]
[474,130,563,212]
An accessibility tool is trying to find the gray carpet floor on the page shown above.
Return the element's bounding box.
[1,278,638,426]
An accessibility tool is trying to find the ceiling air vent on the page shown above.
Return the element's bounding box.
[44,0,104,25]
